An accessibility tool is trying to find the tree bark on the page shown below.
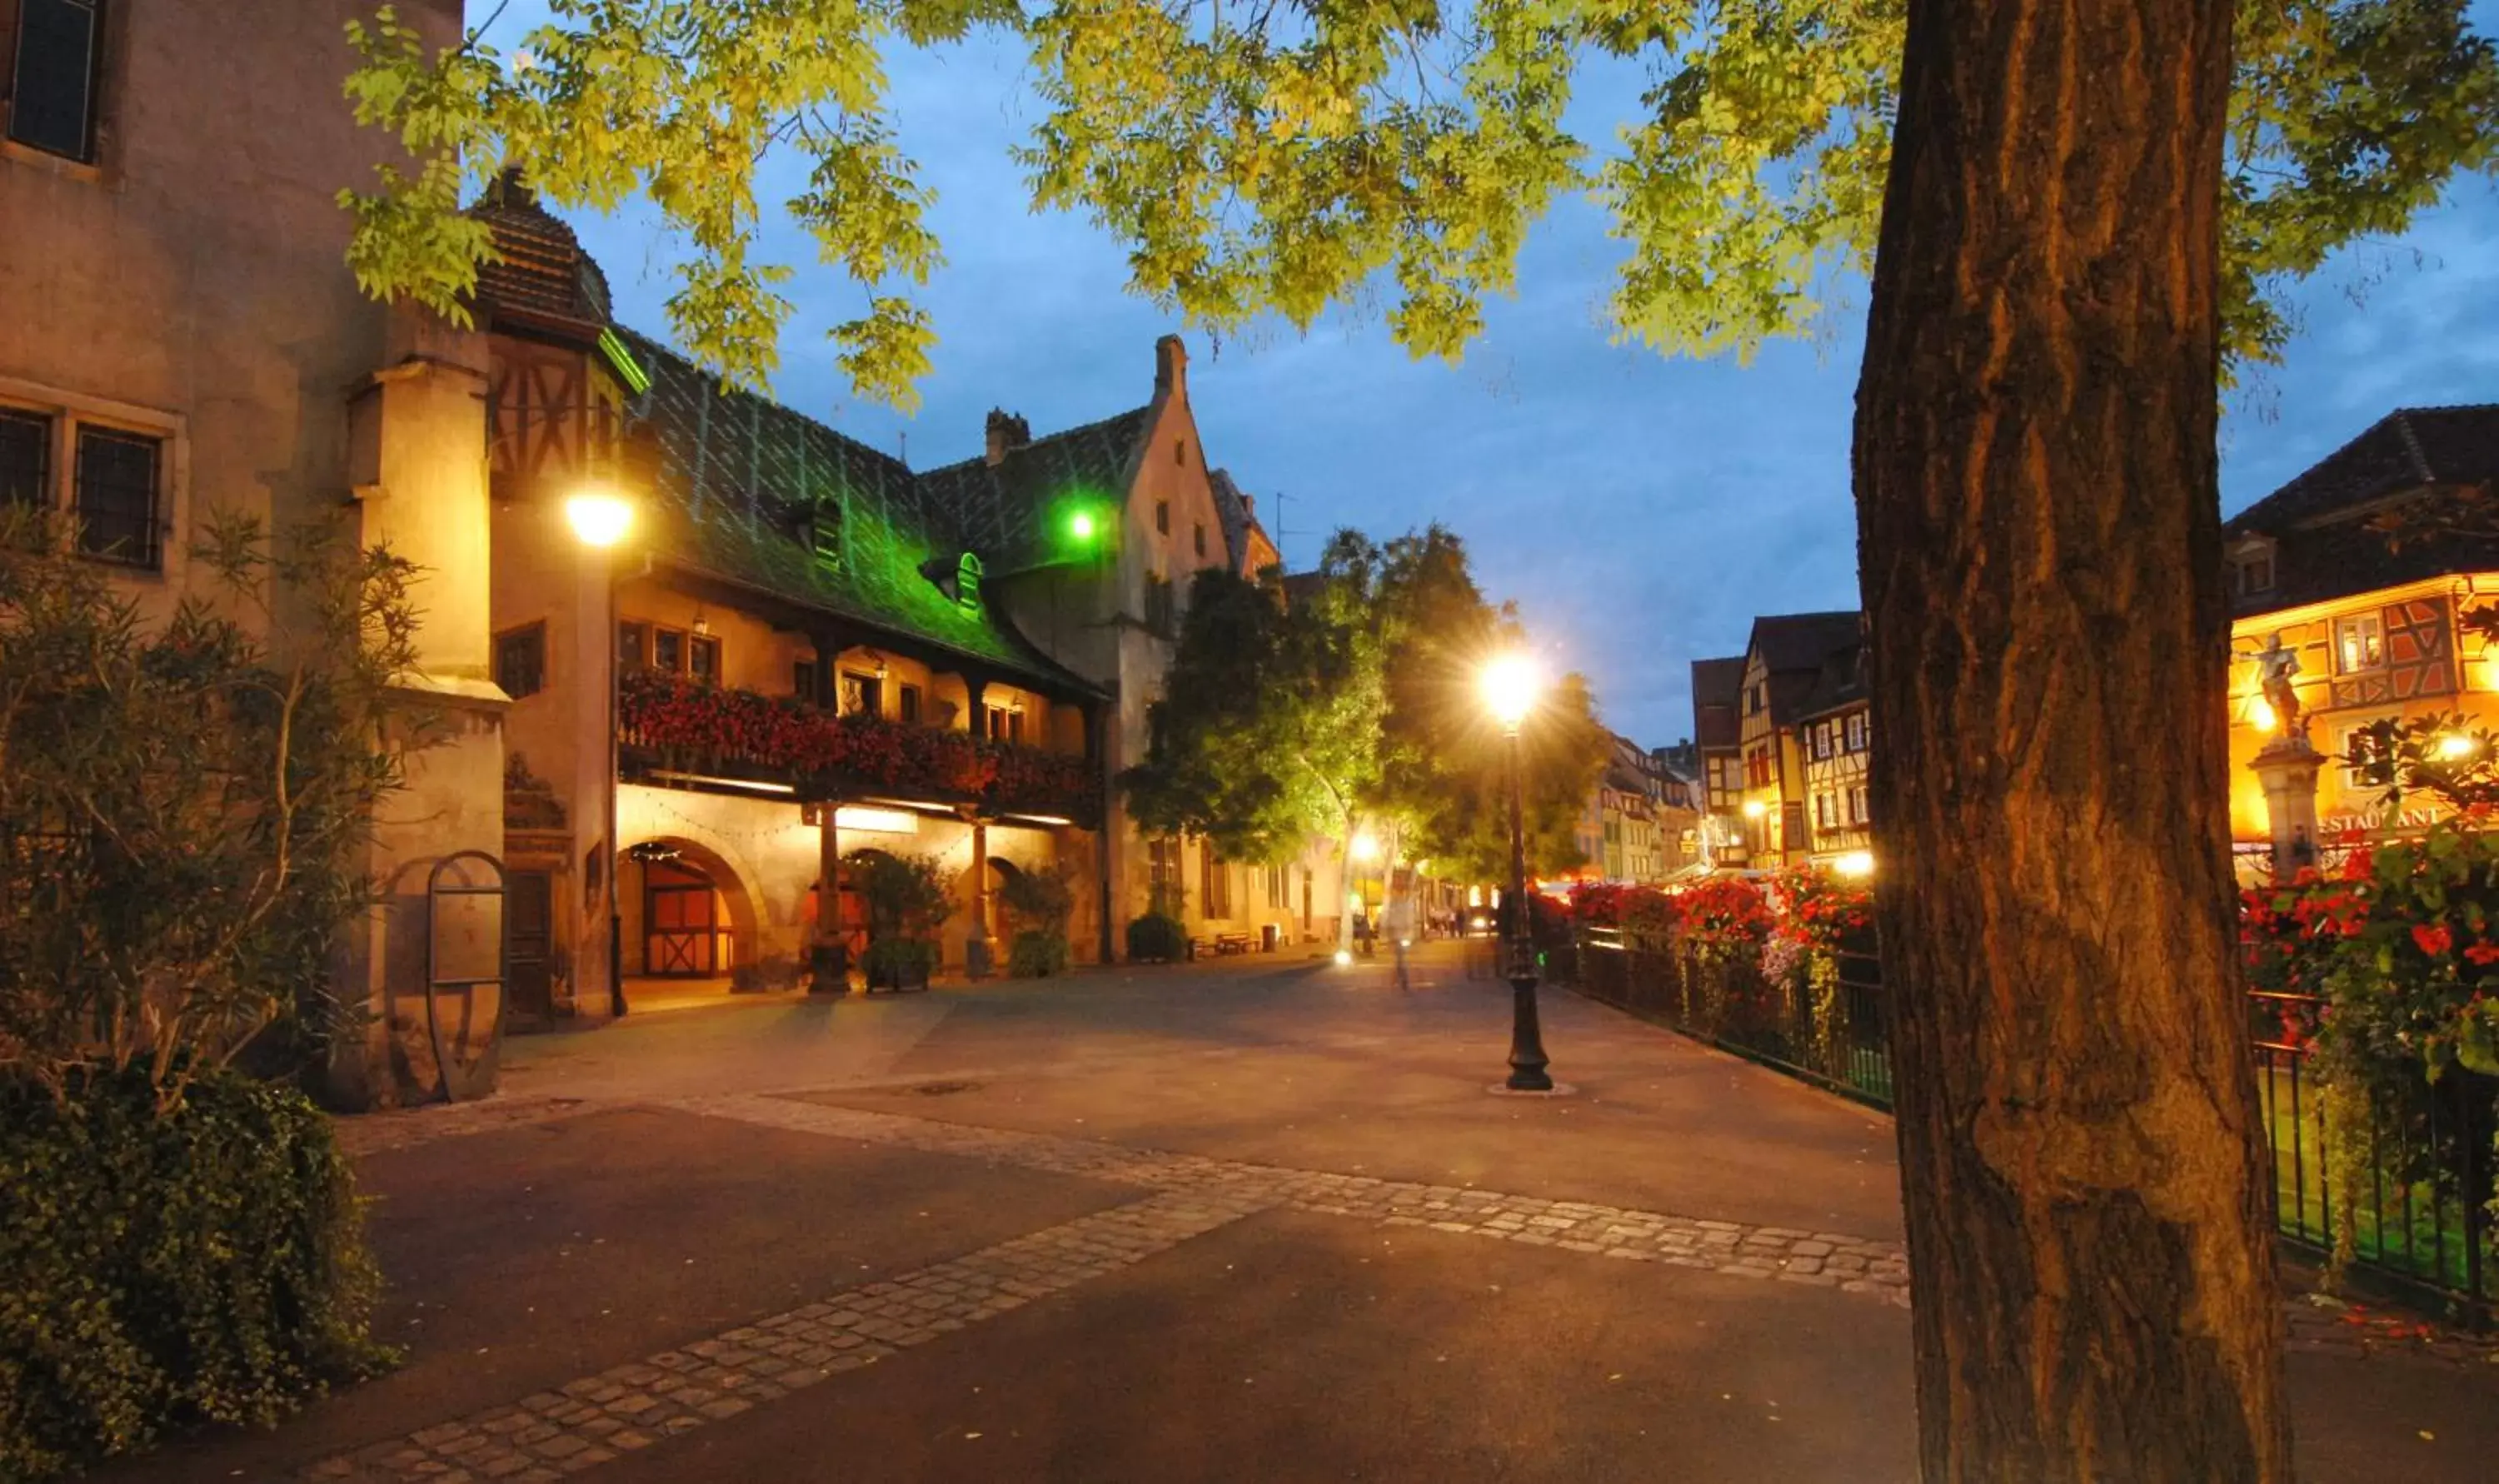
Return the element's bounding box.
[1852,2,2290,1481]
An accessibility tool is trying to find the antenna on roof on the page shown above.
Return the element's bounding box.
[897,430,908,466]
[1272,490,1306,570]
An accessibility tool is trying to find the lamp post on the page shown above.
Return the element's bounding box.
[566,490,634,1019]
[1482,654,1551,1091]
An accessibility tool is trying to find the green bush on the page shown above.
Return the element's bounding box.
[862,938,938,989]
[1126,912,1187,964]
[1008,929,1070,979]
[0,1066,393,1480]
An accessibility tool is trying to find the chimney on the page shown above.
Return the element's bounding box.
[984,408,1029,466]
[1155,334,1187,396]
[1239,493,1254,517]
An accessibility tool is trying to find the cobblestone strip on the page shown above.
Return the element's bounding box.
[298,1190,1266,1483]
[675,1093,1914,1307]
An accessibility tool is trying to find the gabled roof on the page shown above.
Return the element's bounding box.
[619,331,1103,698]
[915,407,1154,575]
[1745,611,1862,726]
[2226,405,2499,615]
[2229,406,2499,535]
[468,175,611,343]
[1691,656,1747,750]
[1795,637,1869,723]
[1207,469,1276,576]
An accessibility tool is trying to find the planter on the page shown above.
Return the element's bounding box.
[863,938,937,993]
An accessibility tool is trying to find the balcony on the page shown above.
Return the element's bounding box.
[619,670,1103,824]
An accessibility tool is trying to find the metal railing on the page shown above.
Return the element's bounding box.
[1566,928,2493,1319]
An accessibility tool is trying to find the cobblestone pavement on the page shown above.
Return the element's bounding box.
[299,1093,1912,1482]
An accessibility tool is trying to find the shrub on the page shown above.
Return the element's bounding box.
[1126,913,1187,963]
[861,938,938,989]
[1009,929,1070,979]
[0,1066,392,1480]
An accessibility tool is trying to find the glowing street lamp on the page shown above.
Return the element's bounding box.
[2247,696,2281,734]
[1482,653,1552,1092]
[566,489,635,548]
[1834,850,1876,879]
[2436,731,2479,761]
[570,486,636,1018]
[1741,798,1768,819]
[1351,831,1382,863]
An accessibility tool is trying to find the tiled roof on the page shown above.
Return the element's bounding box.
[2229,406,2499,615]
[469,175,611,341]
[1795,639,1869,722]
[619,331,1104,697]
[1691,656,1747,750]
[2229,406,2499,534]
[1746,611,1862,725]
[1208,469,1271,575]
[915,407,1153,575]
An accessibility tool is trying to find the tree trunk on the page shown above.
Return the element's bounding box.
[1852,2,2290,1481]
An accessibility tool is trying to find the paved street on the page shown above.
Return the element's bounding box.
[107,944,2499,1483]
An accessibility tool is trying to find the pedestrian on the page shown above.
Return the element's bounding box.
[1384,893,1415,991]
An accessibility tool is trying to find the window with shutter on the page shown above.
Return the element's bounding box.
[8,0,103,162]
[72,425,160,568]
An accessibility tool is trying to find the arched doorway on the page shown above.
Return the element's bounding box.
[621,837,761,981]
[986,856,1025,944]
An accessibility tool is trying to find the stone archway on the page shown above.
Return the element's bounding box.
[618,835,765,979]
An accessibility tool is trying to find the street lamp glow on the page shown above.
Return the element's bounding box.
[1834,850,1875,879]
[1069,510,1098,543]
[1741,799,1768,819]
[2437,731,2479,761]
[1481,654,1541,733]
[1334,949,1353,967]
[1351,831,1382,863]
[2247,696,2280,733]
[566,490,634,548]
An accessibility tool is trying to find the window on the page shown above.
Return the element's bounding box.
[1264,865,1287,909]
[793,661,818,705]
[1175,440,1186,466]
[1201,838,1230,918]
[1147,836,1184,911]
[652,627,685,674]
[1,408,47,507]
[809,501,841,562]
[2232,552,2274,597]
[7,0,105,162]
[495,624,546,700]
[1850,785,1870,824]
[1744,683,1764,715]
[1845,712,1869,752]
[72,426,161,568]
[1813,794,1831,829]
[1155,500,1170,535]
[1194,523,1207,560]
[2336,721,2389,793]
[617,621,648,670]
[2334,613,2386,674]
[1811,723,1830,760]
[688,634,720,685]
[1143,572,1175,636]
[955,551,983,610]
[842,672,883,718]
[899,683,922,725]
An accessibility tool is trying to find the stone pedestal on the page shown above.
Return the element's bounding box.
[2251,735,2326,881]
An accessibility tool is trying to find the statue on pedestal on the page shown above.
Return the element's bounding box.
[2249,632,2307,746]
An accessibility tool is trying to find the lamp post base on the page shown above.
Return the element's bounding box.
[1506,974,1553,1091]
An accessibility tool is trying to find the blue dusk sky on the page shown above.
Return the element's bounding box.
[506,6,2499,747]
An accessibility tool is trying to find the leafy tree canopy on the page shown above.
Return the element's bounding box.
[344,1,2494,403]
[1125,525,1605,879]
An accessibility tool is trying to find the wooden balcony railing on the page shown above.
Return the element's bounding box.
[618,669,1103,823]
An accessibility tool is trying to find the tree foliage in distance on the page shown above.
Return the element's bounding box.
[1123,556,1382,865]
[1125,525,1604,881]
[342,1,2495,403]
[0,510,423,1110]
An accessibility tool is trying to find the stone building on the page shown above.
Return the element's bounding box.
[0,0,497,1107]
[2222,404,2499,872]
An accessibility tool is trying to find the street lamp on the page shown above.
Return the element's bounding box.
[1481,654,1552,1092]
[567,489,634,1018]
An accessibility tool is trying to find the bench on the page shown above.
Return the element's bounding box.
[1213,932,1256,956]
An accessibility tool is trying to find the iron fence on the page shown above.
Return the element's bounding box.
[1566,929,2494,1319]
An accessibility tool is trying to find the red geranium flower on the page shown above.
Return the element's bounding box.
[2412,924,2454,958]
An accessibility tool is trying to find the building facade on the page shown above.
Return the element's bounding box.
[0,0,504,1107]
[1731,612,1863,869]
[1690,656,1748,869]
[2223,405,2499,870]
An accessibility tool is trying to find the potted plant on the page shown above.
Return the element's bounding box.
[845,849,954,993]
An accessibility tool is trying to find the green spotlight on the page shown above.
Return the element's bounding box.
[1070,510,1098,542]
